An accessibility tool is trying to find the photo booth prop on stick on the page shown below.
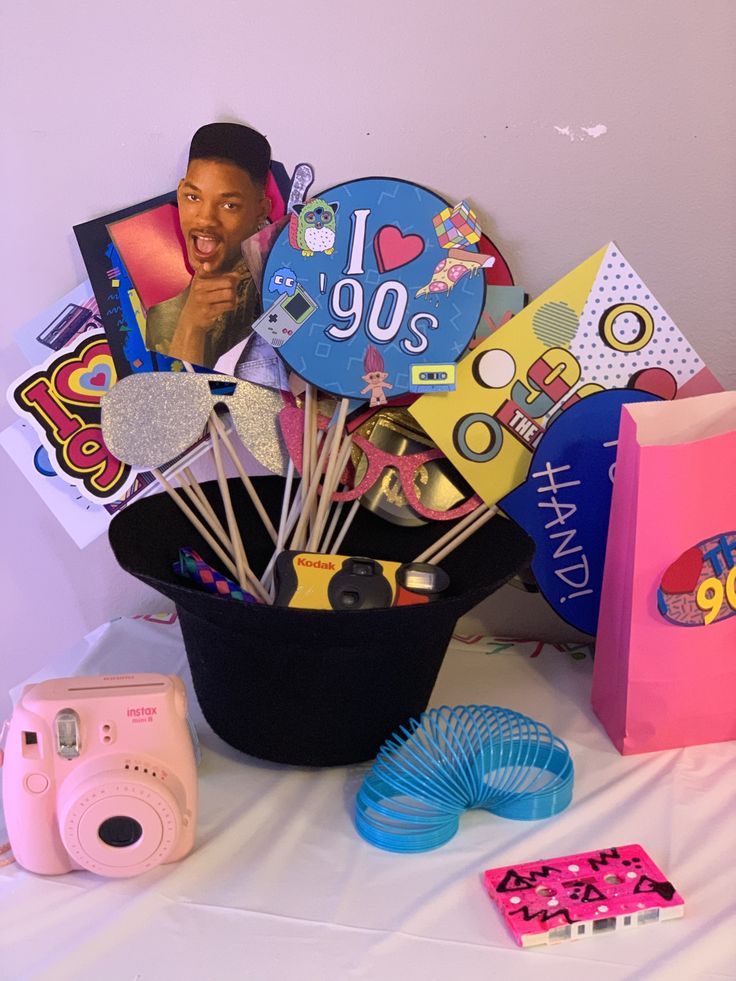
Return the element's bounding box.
[499,389,660,635]
[74,192,180,377]
[2,284,211,547]
[262,178,494,402]
[410,242,722,510]
[14,281,103,361]
[102,372,288,477]
[591,392,736,754]
[74,161,296,379]
[101,371,287,603]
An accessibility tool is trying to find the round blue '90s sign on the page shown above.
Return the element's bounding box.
[262,177,487,400]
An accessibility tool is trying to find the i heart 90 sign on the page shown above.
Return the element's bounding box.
[261,177,488,400]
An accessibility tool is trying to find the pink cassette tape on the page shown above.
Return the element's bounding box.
[483,844,684,947]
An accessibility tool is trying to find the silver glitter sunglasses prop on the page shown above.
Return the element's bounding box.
[101,373,289,603]
[101,372,288,476]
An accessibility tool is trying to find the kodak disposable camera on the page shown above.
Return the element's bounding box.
[2,673,197,877]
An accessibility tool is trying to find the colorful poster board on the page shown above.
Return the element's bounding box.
[263,178,490,400]
[107,204,191,313]
[74,191,179,378]
[3,284,214,544]
[411,242,723,506]
[73,161,297,379]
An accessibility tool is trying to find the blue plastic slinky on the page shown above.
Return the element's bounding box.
[355,705,573,852]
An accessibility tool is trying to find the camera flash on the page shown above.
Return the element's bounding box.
[402,569,437,592]
[55,709,81,759]
[399,563,449,596]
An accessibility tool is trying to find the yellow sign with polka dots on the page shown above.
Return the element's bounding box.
[410,242,715,506]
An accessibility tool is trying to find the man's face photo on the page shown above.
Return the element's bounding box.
[177,158,269,274]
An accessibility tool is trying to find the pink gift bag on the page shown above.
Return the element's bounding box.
[592,392,736,754]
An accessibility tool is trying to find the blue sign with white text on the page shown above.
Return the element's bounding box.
[500,389,659,635]
[263,177,487,402]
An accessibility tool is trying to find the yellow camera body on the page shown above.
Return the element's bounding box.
[274,552,449,611]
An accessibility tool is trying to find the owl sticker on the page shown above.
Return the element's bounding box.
[289,198,339,256]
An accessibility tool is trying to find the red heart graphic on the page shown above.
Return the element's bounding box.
[55,337,116,406]
[373,225,424,274]
[661,546,704,594]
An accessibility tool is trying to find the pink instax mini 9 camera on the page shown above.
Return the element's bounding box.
[2,673,197,877]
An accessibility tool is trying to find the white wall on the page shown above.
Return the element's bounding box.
[2,0,735,704]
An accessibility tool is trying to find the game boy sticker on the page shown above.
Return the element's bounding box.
[658,532,736,627]
[252,285,318,348]
[263,178,489,399]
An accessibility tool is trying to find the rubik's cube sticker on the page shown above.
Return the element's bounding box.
[432,200,482,249]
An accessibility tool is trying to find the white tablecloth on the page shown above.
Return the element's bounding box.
[1,614,734,981]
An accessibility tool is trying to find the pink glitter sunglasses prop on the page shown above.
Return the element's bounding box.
[279,403,482,522]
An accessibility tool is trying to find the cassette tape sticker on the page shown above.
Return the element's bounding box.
[483,844,684,947]
[409,363,457,393]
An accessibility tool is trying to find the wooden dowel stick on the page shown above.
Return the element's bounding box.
[295,386,316,545]
[182,359,276,543]
[208,418,249,589]
[206,423,273,604]
[151,468,240,581]
[177,362,271,602]
[243,568,274,605]
[330,499,361,555]
[276,459,295,552]
[210,432,271,604]
[319,497,346,554]
[309,388,321,483]
[289,426,336,550]
[307,399,349,548]
[413,504,491,564]
[176,469,234,559]
[178,468,271,603]
[425,506,498,566]
[303,384,313,487]
[182,466,232,547]
[209,412,278,544]
[306,426,328,540]
[308,431,353,552]
[260,483,304,589]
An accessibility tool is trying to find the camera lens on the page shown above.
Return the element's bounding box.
[98,816,143,848]
[340,590,359,607]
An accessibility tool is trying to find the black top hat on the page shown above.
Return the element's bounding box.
[110,476,534,766]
